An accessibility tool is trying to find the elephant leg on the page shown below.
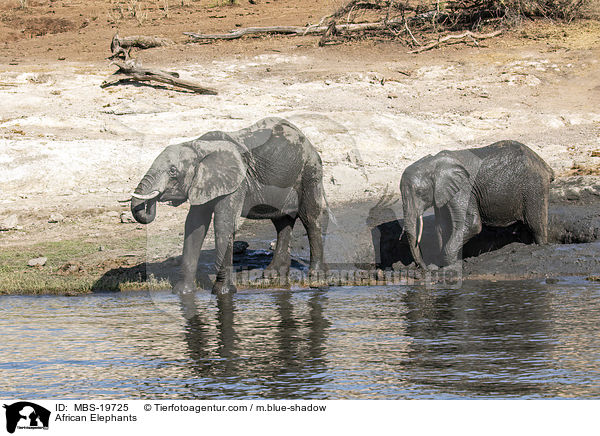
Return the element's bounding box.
[174,204,213,294]
[213,231,236,295]
[266,215,296,275]
[299,180,326,274]
[442,228,466,266]
[434,206,452,265]
[441,195,482,266]
[440,200,470,266]
[212,192,244,295]
[524,187,549,244]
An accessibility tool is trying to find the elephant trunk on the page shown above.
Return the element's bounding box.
[405,212,427,269]
[131,174,160,224]
[131,197,157,224]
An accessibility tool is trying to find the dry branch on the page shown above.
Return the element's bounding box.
[101,60,217,95]
[408,30,502,53]
[109,33,174,60]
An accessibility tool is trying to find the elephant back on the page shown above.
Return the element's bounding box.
[477,140,553,182]
[198,118,311,188]
[249,122,307,187]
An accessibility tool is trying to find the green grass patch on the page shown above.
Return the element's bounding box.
[0,235,168,295]
[0,240,98,274]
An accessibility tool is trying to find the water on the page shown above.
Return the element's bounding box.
[1,279,599,399]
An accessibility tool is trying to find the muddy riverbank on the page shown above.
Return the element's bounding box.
[86,181,600,294]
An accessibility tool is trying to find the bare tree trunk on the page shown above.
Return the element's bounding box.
[110,33,174,60]
[184,22,390,41]
[101,59,217,95]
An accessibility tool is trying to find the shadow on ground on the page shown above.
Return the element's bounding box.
[91,248,308,292]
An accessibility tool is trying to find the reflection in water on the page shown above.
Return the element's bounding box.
[403,283,554,397]
[179,291,330,399]
[0,280,598,399]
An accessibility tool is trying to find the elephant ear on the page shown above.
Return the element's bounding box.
[188,144,246,205]
[433,161,471,208]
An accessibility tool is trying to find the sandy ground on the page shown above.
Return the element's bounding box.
[1,1,600,289]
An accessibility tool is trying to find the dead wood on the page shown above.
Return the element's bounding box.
[408,30,503,53]
[109,33,174,60]
[184,22,390,41]
[101,59,217,95]
[318,22,340,46]
[183,0,508,49]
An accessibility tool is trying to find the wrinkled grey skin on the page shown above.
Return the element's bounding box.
[131,117,326,295]
[400,140,555,269]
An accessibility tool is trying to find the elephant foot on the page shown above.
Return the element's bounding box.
[211,281,237,295]
[173,280,197,295]
[308,266,328,288]
[309,260,327,273]
[264,263,290,278]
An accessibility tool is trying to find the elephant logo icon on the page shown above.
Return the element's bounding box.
[3,402,50,434]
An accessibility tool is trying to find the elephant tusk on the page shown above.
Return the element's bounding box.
[131,190,160,201]
[416,215,423,246]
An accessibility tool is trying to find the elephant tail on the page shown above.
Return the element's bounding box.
[322,192,337,226]
[535,152,555,182]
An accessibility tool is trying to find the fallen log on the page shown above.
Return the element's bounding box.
[109,33,174,60]
[408,30,503,53]
[184,22,392,41]
[101,59,217,95]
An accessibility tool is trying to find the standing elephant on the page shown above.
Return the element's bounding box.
[130,117,326,295]
[400,140,554,269]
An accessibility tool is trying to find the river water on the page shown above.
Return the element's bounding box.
[1,279,599,399]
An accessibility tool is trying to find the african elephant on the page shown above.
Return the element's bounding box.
[400,140,554,269]
[130,117,326,295]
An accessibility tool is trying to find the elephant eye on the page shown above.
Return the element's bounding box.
[168,166,178,177]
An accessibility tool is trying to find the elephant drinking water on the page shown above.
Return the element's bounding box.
[130,117,327,295]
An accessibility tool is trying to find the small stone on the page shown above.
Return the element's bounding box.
[58,262,83,273]
[0,214,19,231]
[28,257,47,267]
[269,239,277,251]
[233,240,249,255]
[48,213,65,223]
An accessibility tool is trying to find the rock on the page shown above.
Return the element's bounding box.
[269,239,277,251]
[0,214,20,231]
[120,211,135,223]
[233,240,249,255]
[48,213,65,223]
[28,257,47,267]
[57,261,83,274]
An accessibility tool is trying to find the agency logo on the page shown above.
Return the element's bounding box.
[3,402,50,434]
